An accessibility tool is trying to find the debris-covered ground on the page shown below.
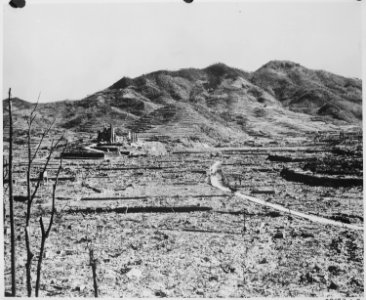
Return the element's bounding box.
[3,134,364,297]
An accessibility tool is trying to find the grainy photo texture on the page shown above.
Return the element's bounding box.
[2,0,363,298]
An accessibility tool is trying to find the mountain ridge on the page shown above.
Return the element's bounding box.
[3,60,362,145]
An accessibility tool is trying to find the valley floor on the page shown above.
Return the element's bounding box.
[3,142,364,297]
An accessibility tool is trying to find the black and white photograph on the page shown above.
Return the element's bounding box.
[1,0,364,297]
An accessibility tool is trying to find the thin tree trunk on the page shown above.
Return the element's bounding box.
[26,128,32,225]
[3,156,9,226]
[25,226,33,297]
[35,231,46,297]
[89,249,98,297]
[26,129,33,297]
[242,208,246,287]
[8,88,16,296]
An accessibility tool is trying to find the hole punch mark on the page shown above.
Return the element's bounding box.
[184,0,194,3]
[9,0,26,8]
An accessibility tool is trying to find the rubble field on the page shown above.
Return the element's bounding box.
[3,138,364,297]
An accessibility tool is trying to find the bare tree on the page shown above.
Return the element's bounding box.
[24,96,62,297]
[7,88,16,296]
[35,147,66,297]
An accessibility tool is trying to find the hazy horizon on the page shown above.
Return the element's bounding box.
[3,1,362,102]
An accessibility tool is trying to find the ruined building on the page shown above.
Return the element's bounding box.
[97,124,116,144]
[97,124,138,144]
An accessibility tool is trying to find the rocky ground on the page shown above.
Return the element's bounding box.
[3,137,364,297]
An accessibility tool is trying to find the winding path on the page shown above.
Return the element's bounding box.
[209,161,363,231]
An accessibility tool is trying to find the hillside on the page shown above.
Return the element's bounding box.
[3,61,362,146]
[251,61,362,122]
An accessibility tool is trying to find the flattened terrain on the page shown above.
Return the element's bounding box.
[3,143,363,297]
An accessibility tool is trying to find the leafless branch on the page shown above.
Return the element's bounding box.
[31,118,56,163]
[46,145,66,237]
[28,92,41,126]
[29,136,63,212]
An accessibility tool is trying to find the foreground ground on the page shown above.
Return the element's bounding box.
[3,138,364,297]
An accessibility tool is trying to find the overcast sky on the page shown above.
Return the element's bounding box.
[2,0,363,102]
